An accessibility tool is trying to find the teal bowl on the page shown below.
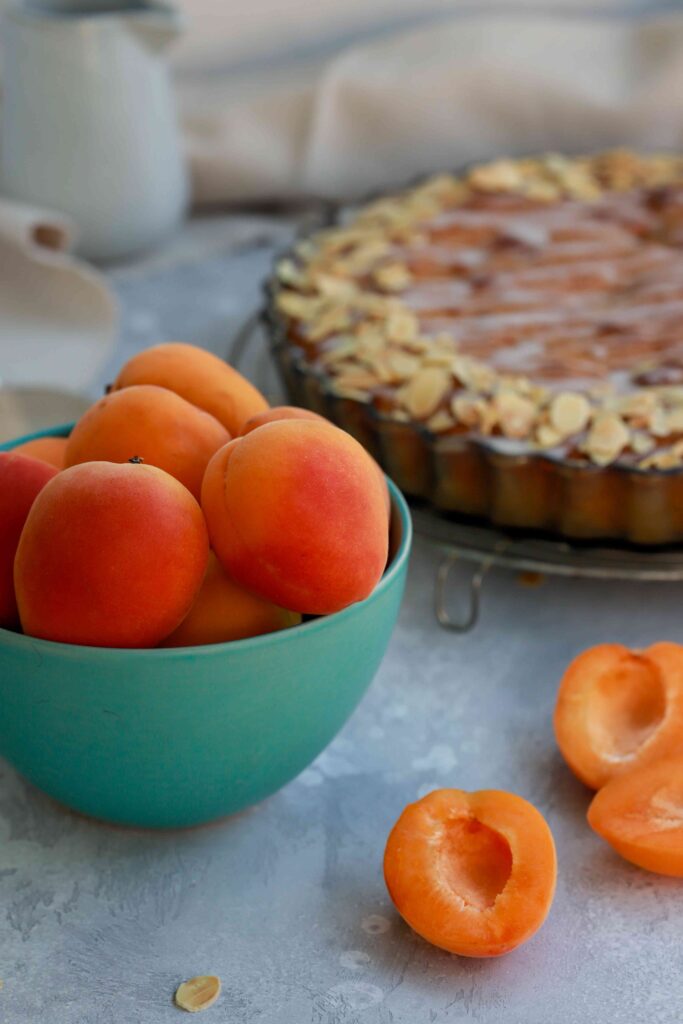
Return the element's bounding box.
[0,425,411,828]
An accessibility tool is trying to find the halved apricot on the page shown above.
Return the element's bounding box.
[588,757,683,876]
[554,643,683,790]
[383,788,556,957]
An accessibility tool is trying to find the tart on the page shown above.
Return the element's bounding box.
[266,151,683,544]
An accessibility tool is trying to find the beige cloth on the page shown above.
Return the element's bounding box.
[0,200,116,440]
[179,11,683,204]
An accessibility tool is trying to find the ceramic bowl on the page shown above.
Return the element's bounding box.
[0,425,411,828]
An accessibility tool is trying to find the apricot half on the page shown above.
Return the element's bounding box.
[201,420,389,615]
[112,341,269,435]
[383,788,556,958]
[65,384,230,500]
[0,452,59,629]
[588,757,683,876]
[163,552,301,647]
[15,461,208,647]
[554,643,683,790]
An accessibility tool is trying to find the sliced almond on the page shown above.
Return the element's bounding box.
[385,309,420,345]
[276,258,306,287]
[331,370,378,391]
[174,976,221,1014]
[549,392,591,437]
[639,449,681,470]
[452,355,496,395]
[631,431,656,456]
[306,304,353,342]
[355,328,385,355]
[313,274,357,299]
[452,393,488,429]
[523,180,561,202]
[616,391,658,425]
[666,408,683,433]
[387,351,422,381]
[318,340,358,366]
[660,386,683,408]
[400,367,452,420]
[494,391,537,440]
[337,239,391,274]
[330,385,371,403]
[468,159,526,193]
[536,424,563,449]
[649,406,671,438]
[276,291,322,321]
[373,262,413,292]
[426,410,455,434]
[423,349,459,368]
[585,413,630,465]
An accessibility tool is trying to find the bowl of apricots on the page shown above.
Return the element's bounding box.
[0,343,411,828]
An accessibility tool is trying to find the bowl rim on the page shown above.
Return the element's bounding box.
[0,422,413,659]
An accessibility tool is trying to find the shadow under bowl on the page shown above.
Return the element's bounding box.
[0,424,412,828]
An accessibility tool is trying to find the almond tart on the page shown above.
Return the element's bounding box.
[267,150,683,544]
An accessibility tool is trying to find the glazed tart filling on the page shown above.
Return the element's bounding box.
[274,151,683,469]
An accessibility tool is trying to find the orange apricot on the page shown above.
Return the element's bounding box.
[163,551,301,647]
[240,405,326,435]
[384,788,556,957]
[554,643,683,790]
[13,435,68,469]
[0,452,58,629]
[65,385,230,500]
[201,420,389,615]
[588,757,683,876]
[15,461,208,648]
[112,341,269,435]
[241,406,391,514]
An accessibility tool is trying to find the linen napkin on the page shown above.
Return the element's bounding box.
[0,199,116,441]
[177,10,683,203]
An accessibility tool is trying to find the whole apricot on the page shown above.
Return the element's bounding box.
[201,420,390,615]
[13,435,68,469]
[65,384,230,500]
[240,405,325,435]
[0,452,58,629]
[113,342,269,435]
[15,461,208,647]
[242,408,391,515]
[163,552,301,647]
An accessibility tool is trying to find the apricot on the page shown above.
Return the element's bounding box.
[201,420,390,615]
[384,788,556,957]
[163,551,301,647]
[0,452,58,629]
[112,341,269,435]
[15,461,208,647]
[588,757,683,876]
[13,435,68,470]
[241,406,391,514]
[554,643,683,790]
[240,405,326,435]
[65,385,230,500]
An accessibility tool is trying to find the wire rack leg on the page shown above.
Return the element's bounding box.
[435,542,509,633]
[434,553,482,633]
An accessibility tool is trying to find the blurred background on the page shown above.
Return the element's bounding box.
[1,0,683,436]
[175,0,683,202]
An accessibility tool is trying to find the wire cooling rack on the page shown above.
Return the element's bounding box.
[227,313,683,634]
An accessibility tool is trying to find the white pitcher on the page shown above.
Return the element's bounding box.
[0,1,189,261]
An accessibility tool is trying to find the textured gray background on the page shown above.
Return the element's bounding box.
[2,216,683,1024]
